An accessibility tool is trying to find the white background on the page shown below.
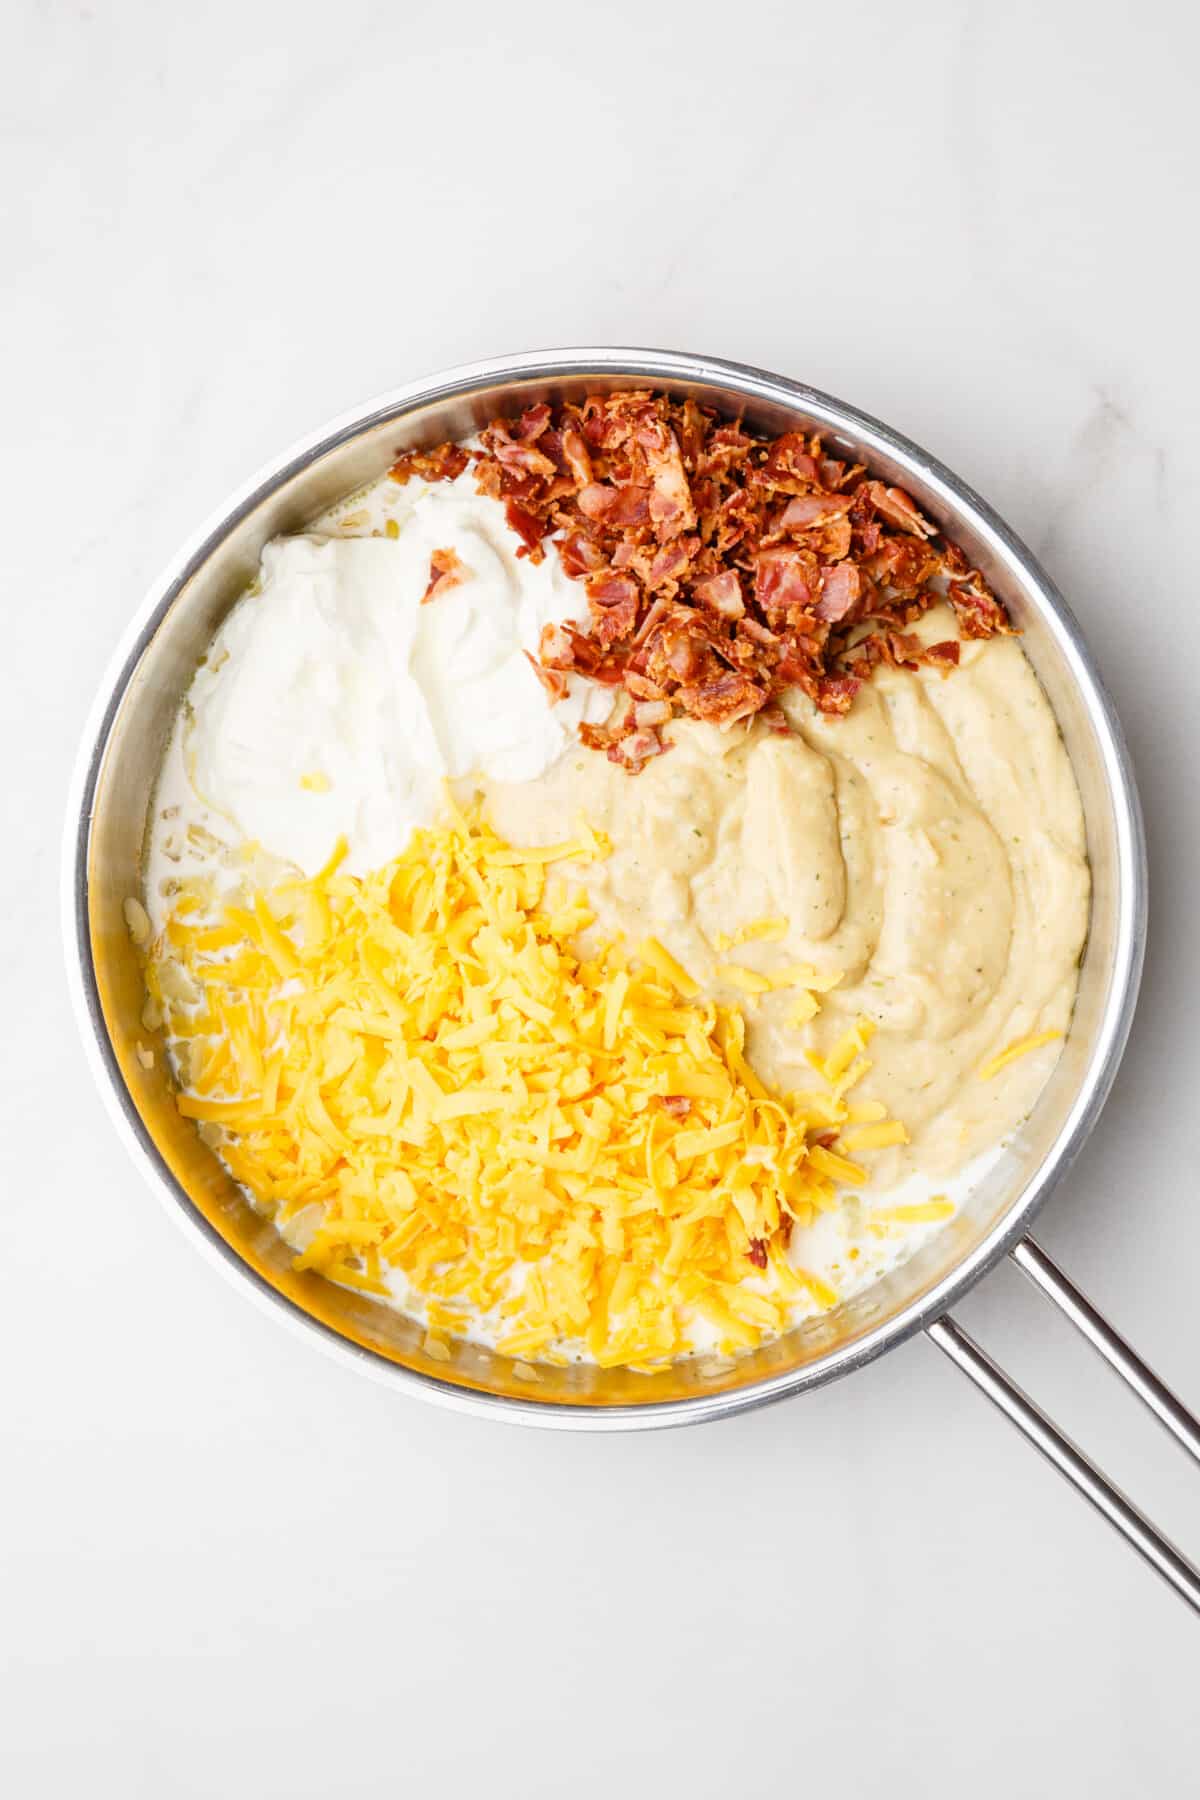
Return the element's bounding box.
[5,1,1199,1793]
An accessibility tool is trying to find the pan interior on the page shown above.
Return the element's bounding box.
[80,357,1137,1417]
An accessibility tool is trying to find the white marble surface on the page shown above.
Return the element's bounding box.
[5,0,1199,1792]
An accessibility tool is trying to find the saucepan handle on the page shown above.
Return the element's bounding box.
[926,1233,1200,1613]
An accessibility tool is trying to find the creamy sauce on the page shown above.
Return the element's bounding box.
[176,467,608,876]
[483,606,1089,1188]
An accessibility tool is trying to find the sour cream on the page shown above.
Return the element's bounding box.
[183,472,607,875]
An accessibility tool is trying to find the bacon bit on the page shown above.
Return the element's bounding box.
[609,727,667,770]
[756,545,819,618]
[948,573,1010,638]
[631,592,679,649]
[643,431,696,539]
[609,485,651,529]
[778,492,854,531]
[504,499,546,560]
[664,630,707,681]
[558,528,606,578]
[586,571,640,646]
[622,670,667,701]
[814,563,863,624]
[578,482,617,522]
[747,1236,768,1270]
[776,633,821,686]
[659,1094,692,1119]
[514,402,551,441]
[645,537,698,591]
[389,441,470,485]
[561,427,593,488]
[815,675,861,715]
[539,623,576,669]
[879,630,925,670]
[480,415,557,480]
[863,481,937,540]
[421,547,469,604]
[676,671,766,725]
[759,433,820,491]
[760,704,792,736]
[692,569,745,618]
[404,392,1010,760]
[524,650,568,704]
[741,617,780,647]
[820,456,863,491]
[862,537,939,596]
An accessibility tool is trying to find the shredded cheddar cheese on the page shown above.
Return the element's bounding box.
[977,1030,1063,1082]
[868,1196,955,1228]
[714,963,773,996]
[148,809,905,1367]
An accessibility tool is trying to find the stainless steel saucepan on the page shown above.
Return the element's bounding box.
[63,348,1200,1609]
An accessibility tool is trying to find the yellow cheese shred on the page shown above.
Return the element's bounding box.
[978,1030,1063,1081]
[153,809,916,1368]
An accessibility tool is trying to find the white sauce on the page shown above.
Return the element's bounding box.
[182,469,608,877]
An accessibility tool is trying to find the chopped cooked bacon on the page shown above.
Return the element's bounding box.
[948,572,1010,638]
[747,1236,768,1270]
[676,671,766,725]
[759,433,820,491]
[558,527,606,578]
[645,536,698,591]
[755,545,819,619]
[741,617,779,647]
[389,441,470,485]
[609,485,651,529]
[816,675,861,715]
[479,416,557,480]
[623,671,668,701]
[514,402,551,441]
[503,440,557,479]
[402,391,1010,762]
[577,482,616,521]
[814,563,863,623]
[760,704,792,736]
[504,500,546,560]
[881,630,925,668]
[421,547,469,605]
[774,635,819,684]
[662,629,707,681]
[524,650,568,704]
[643,428,696,539]
[862,536,940,595]
[778,492,854,531]
[659,1094,693,1119]
[609,727,667,770]
[692,569,745,618]
[539,622,576,669]
[561,427,592,488]
[862,480,937,539]
[586,571,640,646]
[820,456,863,491]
